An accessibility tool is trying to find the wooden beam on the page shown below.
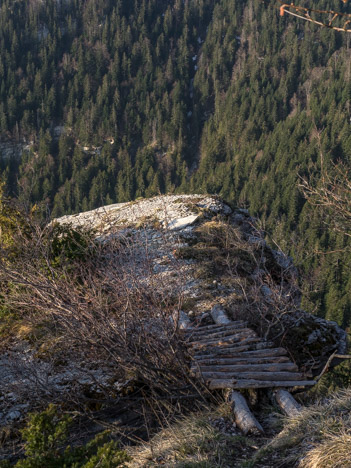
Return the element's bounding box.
[188,332,258,348]
[185,327,254,341]
[208,379,316,389]
[190,336,265,351]
[193,344,253,360]
[193,345,287,361]
[191,340,274,357]
[196,371,306,381]
[184,321,247,335]
[192,356,291,366]
[191,363,298,374]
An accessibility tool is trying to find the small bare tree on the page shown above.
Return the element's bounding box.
[300,159,351,238]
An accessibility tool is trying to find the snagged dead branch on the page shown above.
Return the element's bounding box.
[315,352,351,382]
[265,0,351,32]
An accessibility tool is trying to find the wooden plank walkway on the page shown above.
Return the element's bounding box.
[183,320,316,390]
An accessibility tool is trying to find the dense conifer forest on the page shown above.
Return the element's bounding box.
[0,0,350,328]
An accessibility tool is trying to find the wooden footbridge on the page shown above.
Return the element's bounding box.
[179,306,317,434]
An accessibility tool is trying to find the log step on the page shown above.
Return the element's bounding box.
[193,346,287,360]
[189,333,258,349]
[183,315,316,392]
[208,379,317,390]
[191,362,299,374]
[184,321,247,336]
[186,327,255,342]
[196,371,306,381]
[192,341,275,358]
[193,356,291,366]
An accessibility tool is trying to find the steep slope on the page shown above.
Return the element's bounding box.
[0,194,348,464]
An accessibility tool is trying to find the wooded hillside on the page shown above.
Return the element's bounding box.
[0,0,350,328]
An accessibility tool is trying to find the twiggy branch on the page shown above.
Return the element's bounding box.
[316,352,351,382]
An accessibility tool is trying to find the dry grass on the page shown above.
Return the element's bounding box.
[249,389,351,467]
[126,403,256,468]
[302,432,351,468]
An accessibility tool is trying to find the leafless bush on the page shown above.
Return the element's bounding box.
[199,220,301,342]
[0,213,206,410]
[243,273,300,341]
[299,152,351,239]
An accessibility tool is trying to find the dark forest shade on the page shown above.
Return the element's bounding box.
[0,0,350,327]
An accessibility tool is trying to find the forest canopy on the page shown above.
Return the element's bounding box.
[0,0,350,329]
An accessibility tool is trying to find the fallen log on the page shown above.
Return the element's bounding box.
[209,379,316,389]
[229,391,264,435]
[275,389,301,416]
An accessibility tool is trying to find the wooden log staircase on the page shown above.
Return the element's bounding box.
[180,306,316,434]
[185,320,316,390]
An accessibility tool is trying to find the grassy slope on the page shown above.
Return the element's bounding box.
[127,388,351,468]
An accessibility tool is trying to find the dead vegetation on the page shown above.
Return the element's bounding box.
[0,206,212,456]
[125,388,351,467]
[251,388,351,467]
[126,403,257,467]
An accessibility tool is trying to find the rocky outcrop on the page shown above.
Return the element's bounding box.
[56,194,231,233]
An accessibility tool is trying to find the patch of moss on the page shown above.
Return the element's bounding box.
[175,245,219,260]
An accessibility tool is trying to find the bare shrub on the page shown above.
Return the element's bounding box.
[0,211,206,411]
[299,151,351,239]
[197,220,300,342]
